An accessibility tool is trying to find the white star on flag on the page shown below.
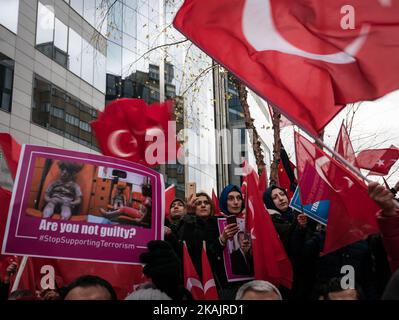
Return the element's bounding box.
[376,159,385,167]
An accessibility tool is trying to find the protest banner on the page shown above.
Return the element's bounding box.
[1,145,164,265]
[217,218,254,282]
[289,186,330,226]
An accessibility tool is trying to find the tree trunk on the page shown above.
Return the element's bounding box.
[233,78,265,174]
[269,105,281,185]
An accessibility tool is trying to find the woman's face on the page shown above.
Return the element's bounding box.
[271,188,289,212]
[226,191,243,215]
[195,195,212,217]
[170,201,186,220]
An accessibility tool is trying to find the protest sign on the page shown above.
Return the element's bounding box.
[289,187,330,226]
[217,218,254,282]
[1,145,164,264]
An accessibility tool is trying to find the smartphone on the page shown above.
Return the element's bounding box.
[226,215,237,225]
[186,182,196,199]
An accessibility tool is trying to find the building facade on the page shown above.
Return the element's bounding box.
[0,0,273,198]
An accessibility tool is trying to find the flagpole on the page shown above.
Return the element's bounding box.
[11,256,28,292]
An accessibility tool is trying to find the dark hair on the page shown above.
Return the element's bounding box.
[170,198,186,210]
[195,192,215,216]
[142,183,152,197]
[58,161,83,174]
[263,185,288,212]
[62,275,117,300]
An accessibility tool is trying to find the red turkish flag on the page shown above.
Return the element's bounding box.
[356,146,399,176]
[211,189,222,216]
[245,169,293,289]
[201,242,219,300]
[165,185,176,219]
[183,242,204,300]
[91,98,178,167]
[277,161,296,199]
[174,0,399,135]
[295,132,380,254]
[0,133,22,180]
[334,122,358,168]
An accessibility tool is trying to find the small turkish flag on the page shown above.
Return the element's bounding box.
[356,146,399,176]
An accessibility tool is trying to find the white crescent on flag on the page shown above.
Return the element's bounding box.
[203,279,216,293]
[242,0,370,64]
[107,129,137,158]
[186,278,203,292]
[315,156,354,192]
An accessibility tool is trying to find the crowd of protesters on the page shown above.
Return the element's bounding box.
[1,180,399,301]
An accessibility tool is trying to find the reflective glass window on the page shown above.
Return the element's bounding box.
[123,0,137,10]
[0,53,14,112]
[36,2,55,59]
[123,6,136,38]
[83,0,96,26]
[68,28,82,76]
[95,0,108,36]
[0,0,19,33]
[122,33,136,53]
[93,50,106,93]
[32,75,98,149]
[106,41,122,76]
[54,18,68,67]
[122,48,135,78]
[81,38,94,85]
[108,0,123,32]
[70,0,84,16]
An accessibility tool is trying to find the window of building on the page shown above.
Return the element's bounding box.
[0,0,19,34]
[36,2,55,60]
[0,53,14,113]
[35,2,105,93]
[68,28,82,76]
[32,75,98,150]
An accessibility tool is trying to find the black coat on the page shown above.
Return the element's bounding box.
[230,249,254,276]
[176,215,227,288]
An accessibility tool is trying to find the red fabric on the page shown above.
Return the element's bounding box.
[295,132,380,254]
[0,187,14,279]
[356,147,399,176]
[244,169,293,289]
[268,104,292,129]
[164,185,176,219]
[175,0,399,134]
[258,168,268,196]
[334,122,358,168]
[201,242,219,300]
[183,242,204,300]
[277,161,295,199]
[91,98,178,166]
[0,133,22,179]
[376,210,399,273]
[212,189,222,216]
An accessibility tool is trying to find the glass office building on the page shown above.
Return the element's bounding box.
[0,0,272,197]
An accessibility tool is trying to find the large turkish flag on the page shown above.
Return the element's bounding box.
[174,0,399,135]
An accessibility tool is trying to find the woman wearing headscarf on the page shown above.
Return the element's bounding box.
[263,185,314,299]
[176,192,226,290]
